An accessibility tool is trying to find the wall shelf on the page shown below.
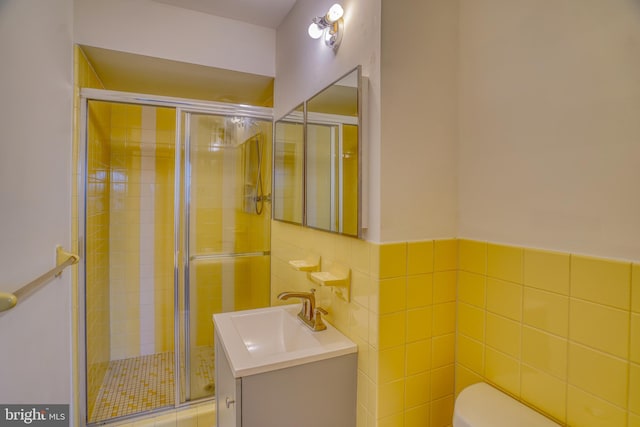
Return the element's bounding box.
[288,254,320,272]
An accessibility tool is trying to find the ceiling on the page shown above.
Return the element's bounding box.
[151,0,297,28]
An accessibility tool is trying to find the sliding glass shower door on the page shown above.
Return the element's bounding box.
[180,112,272,402]
[82,94,272,424]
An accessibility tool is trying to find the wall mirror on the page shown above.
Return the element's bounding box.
[306,67,360,236]
[272,66,362,237]
[273,104,304,225]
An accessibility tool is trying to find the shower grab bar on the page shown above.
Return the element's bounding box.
[190,250,270,262]
[0,246,79,313]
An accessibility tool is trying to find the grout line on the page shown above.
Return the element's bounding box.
[564,254,573,426]
[518,247,524,399]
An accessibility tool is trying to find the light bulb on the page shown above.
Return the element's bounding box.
[308,22,324,39]
[326,3,344,23]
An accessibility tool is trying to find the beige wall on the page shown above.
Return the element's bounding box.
[277,0,640,254]
[458,0,640,261]
[74,0,275,76]
[380,0,459,242]
[0,0,74,407]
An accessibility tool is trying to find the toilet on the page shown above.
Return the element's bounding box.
[453,383,560,427]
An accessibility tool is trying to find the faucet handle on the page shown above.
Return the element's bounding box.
[313,307,328,331]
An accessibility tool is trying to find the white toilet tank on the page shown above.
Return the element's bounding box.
[453,383,560,427]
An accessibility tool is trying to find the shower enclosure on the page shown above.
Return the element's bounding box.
[79,92,272,424]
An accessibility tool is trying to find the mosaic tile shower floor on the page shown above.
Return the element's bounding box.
[91,347,214,423]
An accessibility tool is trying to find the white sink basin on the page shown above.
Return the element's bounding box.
[213,304,357,377]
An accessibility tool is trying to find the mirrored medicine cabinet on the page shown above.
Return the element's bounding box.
[273,66,362,238]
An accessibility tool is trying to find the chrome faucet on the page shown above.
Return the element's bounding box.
[277,288,327,331]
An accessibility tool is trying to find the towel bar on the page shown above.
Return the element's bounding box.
[0,246,79,313]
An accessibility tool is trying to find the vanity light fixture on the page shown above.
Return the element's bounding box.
[307,3,344,50]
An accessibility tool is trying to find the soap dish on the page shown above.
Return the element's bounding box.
[288,255,320,272]
[308,264,351,302]
[309,271,348,287]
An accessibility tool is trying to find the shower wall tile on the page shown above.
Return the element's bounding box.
[78,44,110,420]
[153,120,174,354]
[109,103,142,360]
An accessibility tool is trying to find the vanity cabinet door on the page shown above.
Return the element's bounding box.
[241,354,357,427]
[215,336,242,427]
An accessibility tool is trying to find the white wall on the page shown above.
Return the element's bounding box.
[0,0,74,406]
[275,0,382,240]
[458,0,640,261]
[379,0,459,242]
[75,0,276,77]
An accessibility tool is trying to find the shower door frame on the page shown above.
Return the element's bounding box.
[78,88,272,425]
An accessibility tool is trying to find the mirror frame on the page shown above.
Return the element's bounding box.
[272,65,363,239]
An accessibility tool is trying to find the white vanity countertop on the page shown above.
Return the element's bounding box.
[213,304,357,378]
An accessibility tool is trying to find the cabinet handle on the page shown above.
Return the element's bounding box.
[225,397,235,408]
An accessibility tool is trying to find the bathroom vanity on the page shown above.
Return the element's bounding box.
[213,305,357,427]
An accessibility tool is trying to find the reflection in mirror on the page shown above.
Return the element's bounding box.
[306,68,359,236]
[273,104,304,224]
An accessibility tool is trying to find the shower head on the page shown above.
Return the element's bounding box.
[211,116,261,148]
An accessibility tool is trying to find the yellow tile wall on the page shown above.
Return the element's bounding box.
[272,231,639,426]
[75,46,109,421]
[270,223,457,427]
[154,107,176,353]
[373,238,457,427]
[456,239,639,427]
[109,103,143,360]
[108,104,180,358]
